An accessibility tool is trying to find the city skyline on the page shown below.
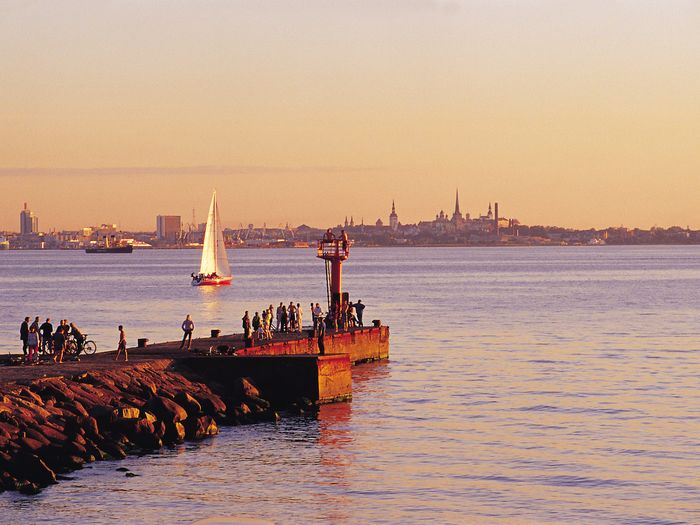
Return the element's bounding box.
[2,2,699,230]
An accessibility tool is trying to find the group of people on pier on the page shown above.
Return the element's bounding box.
[19,316,85,364]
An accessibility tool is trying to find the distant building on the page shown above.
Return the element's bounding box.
[389,201,399,231]
[156,215,182,241]
[20,203,38,235]
[451,189,463,224]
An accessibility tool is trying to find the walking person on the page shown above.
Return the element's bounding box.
[40,318,53,354]
[355,300,366,327]
[180,314,195,350]
[19,317,29,358]
[26,326,39,363]
[115,325,128,361]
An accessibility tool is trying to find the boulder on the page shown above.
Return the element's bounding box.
[174,392,202,416]
[11,451,57,487]
[163,422,186,444]
[234,377,260,399]
[184,416,218,440]
[143,396,187,423]
[195,392,227,417]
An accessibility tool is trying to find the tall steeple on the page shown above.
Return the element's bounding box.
[389,200,399,231]
[452,189,463,222]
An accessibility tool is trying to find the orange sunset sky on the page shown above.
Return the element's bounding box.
[1,1,699,231]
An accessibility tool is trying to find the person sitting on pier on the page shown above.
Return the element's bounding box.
[180,314,195,350]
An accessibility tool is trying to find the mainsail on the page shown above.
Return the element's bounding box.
[199,191,231,277]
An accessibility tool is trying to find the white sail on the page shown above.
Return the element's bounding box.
[199,191,231,277]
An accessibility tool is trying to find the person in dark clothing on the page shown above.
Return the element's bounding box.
[69,323,85,354]
[20,317,29,356]
[242,311,253,348]
[53,327,66,364]
[252,312,261,332]
[180,314,194,350]
[281,306,288,332]
[40,318,53,353]
[317,316,326,355]
[355,300,366,327]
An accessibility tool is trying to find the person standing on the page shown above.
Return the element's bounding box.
[180,314,194,350]
[242,311,253,348]
[53,326,66,364]
[288,302,296,332]
[276,303,283,332]
[317,315,326,355]
[26,326,39,363]
[115,325,128,361]
[40,318,53,354]
[296,303,303,333]
[19,317,29,357]
[252,312,261,332]
[340,229,349,254]
[281,305,288,332]
[355,300,366,327]
[313,303,323,331]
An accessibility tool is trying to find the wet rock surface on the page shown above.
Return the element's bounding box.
[0,361,277,493]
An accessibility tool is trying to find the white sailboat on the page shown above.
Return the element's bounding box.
[191,191,232,286]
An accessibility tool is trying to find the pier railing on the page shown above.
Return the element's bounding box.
[317,239,349,260]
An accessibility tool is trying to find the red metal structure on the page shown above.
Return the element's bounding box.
[317,235,350,319]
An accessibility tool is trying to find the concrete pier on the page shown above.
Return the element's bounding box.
[0,325,389,493]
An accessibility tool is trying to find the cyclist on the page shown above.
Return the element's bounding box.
[69,322,86,355]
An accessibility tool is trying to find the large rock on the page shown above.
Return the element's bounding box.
[163,421,186,444]
[195,392,227,417]
[174,392,202,416]
[143,396,187,423]
[11,451,56,487]
[184,416,218,440]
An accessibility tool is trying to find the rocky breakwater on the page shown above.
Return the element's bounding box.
[0,360,277,494]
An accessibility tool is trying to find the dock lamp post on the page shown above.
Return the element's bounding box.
[316,234,350,324]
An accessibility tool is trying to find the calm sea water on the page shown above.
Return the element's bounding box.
[1,246,700,524]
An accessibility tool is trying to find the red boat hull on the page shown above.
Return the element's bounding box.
[192,276,232,286]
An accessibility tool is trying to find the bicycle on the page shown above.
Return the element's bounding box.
[65,334,98,356]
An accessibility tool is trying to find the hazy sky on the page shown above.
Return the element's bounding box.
[1,1,699,231]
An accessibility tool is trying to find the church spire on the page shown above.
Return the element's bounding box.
[391,200,396,214]
[455,189,461,215]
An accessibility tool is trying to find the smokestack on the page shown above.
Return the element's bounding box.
[494,202,500,237]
